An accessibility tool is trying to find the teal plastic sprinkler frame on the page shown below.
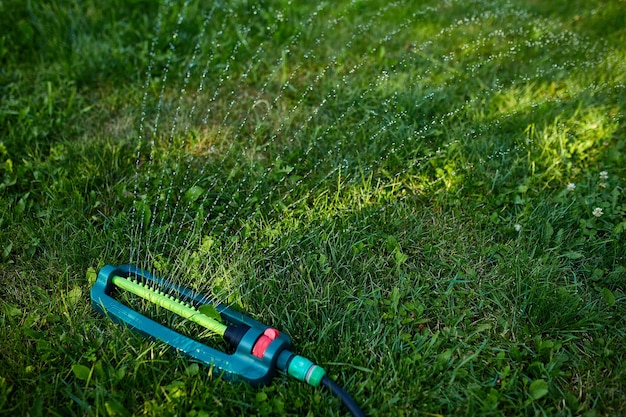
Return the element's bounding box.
[91,264,328,388]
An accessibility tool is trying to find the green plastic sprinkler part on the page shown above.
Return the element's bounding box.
[91,264,292,386]
[90,264,366,416]
[111,275,228,336]
[286,355,327,387]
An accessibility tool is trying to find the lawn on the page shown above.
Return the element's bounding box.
[1,0,625,416]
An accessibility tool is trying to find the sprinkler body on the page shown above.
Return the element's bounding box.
[91,264,362,416]
[91,264,295,386]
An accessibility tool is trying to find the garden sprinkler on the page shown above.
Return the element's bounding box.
[91,264,366,416]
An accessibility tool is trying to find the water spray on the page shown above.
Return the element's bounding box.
[91,264,366,416]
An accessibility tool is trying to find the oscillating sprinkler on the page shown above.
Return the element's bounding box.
[90,264,366,416]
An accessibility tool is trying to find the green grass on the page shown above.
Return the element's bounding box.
[1,0,625,415]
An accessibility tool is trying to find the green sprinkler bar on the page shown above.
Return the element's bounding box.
[111,275,228,337]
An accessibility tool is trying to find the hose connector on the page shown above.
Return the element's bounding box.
[286,355,326,387]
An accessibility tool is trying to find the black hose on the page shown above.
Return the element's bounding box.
[320,375,366,417]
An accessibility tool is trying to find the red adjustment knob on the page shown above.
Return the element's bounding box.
[252,328,280,358]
